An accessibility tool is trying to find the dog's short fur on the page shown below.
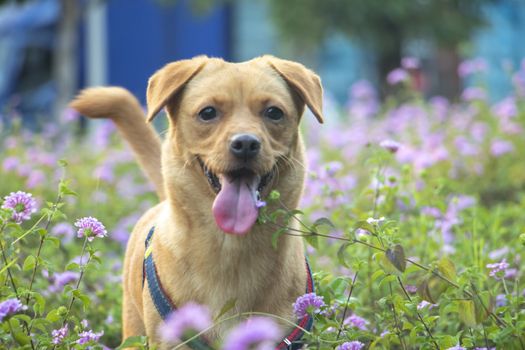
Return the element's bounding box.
[70,55,323,348]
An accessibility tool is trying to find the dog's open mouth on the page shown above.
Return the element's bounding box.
[198,157,274,235]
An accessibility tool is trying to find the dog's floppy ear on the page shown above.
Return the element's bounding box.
[146,56,208,122]
[265,56,324,124]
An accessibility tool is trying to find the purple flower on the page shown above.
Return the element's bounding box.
[379,139,401,153]
[48,271,79,293]
[447,345,466,350]
[461,87,487,101]
[458,58,487,77]
[52,325,68,345]
[0,298,25,321]
[490,140,514,157]
[337,341,365,350]
[74,217,107,241]
[350,80,376,100]
[1,191,38,224]
[387,68,409,85]
[2,156,19,172]
[401,57,420,70]
[255,199,267,208]
[51,222,75,242]
[26,170,45,189]
[344,314,369,331]
[222,317,282,350]
[158,303,212,342]
[76,330,103,345]
[492,97,517,119]
[293,292,325,318]
[417,300,437,311]
[487,259,509,279]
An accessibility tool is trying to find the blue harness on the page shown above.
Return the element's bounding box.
[143,227,314,349]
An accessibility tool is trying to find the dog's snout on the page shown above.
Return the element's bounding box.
[230,134,261,160]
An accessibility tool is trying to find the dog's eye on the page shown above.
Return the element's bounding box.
[264,107,284,121]
[198,106,218,121]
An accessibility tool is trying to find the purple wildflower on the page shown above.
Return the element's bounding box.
[379,139,401,153]
[344,314,369,330]
[255,199,267,208]
[492,97,517,119]
[447,345,466,350]
[387,68,409,85]
[51,222,75,242]
[74,217,107,241]
[1,191,38,224]
[51,325,68,345]
[158,303,212,342]
[76,330,103,345]
[461,87,487,101]
[2,156,19,172]
[417,300,437,311]
[48,271,79,293]
[26,170,45,189]
[490,140,514,157]
[0,298,25,321]
[293,293,325,318]
[458,58,487,77]
[337,341,365,350]
[222,317,282,350]
[401,57,420,70]
[487,259,509,279]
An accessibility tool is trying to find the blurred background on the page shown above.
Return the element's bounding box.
[0,0,525,126]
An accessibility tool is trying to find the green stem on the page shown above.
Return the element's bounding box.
[61,237,90,327]
[388,282,407,350]
[26,193,62,304]
[397,276,439,349]
[336,272,359,340]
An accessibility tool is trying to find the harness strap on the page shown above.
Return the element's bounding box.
[143,227,314,350]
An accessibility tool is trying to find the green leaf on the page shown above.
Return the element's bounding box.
[215,298,237,321]
[66,262,80,271]
[116,336,148,349]
[474,291,493,323]
[353,220,376,235]
[0,257,18,274]
[23,255,36,271]
[386,244,406,272]
[304,233,319,249]
[33,293,46,315]
[458,300,477,327]
[437,257,456,282]
[46,309,61,322]
[271,227,287,249]
[337,242,353,268]
[73,290,91,310]
[59,180,78,197]
[312,217,335,229]
[377,252,402,276]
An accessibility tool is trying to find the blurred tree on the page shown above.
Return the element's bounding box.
[158,0,493,97]
[266,0,492,84]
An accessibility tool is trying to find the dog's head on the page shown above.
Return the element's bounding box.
[147,56,323,235]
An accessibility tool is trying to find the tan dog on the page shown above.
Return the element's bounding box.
[70,55,323,348]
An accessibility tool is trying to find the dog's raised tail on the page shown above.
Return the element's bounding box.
[70,87,165,201]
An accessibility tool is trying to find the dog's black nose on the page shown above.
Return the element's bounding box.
[230,134,261,160]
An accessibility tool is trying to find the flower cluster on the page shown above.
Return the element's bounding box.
[158,303,212,342]
[222,317,281,350]
[74,216,107,241]
[337,341,365,350]
[1,191,37,223]
[51,326,68,345]
[293,292,325,319]
[487,259,510,279]
[0,298,25,322]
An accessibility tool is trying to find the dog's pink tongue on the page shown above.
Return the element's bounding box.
[212,175,259,235]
